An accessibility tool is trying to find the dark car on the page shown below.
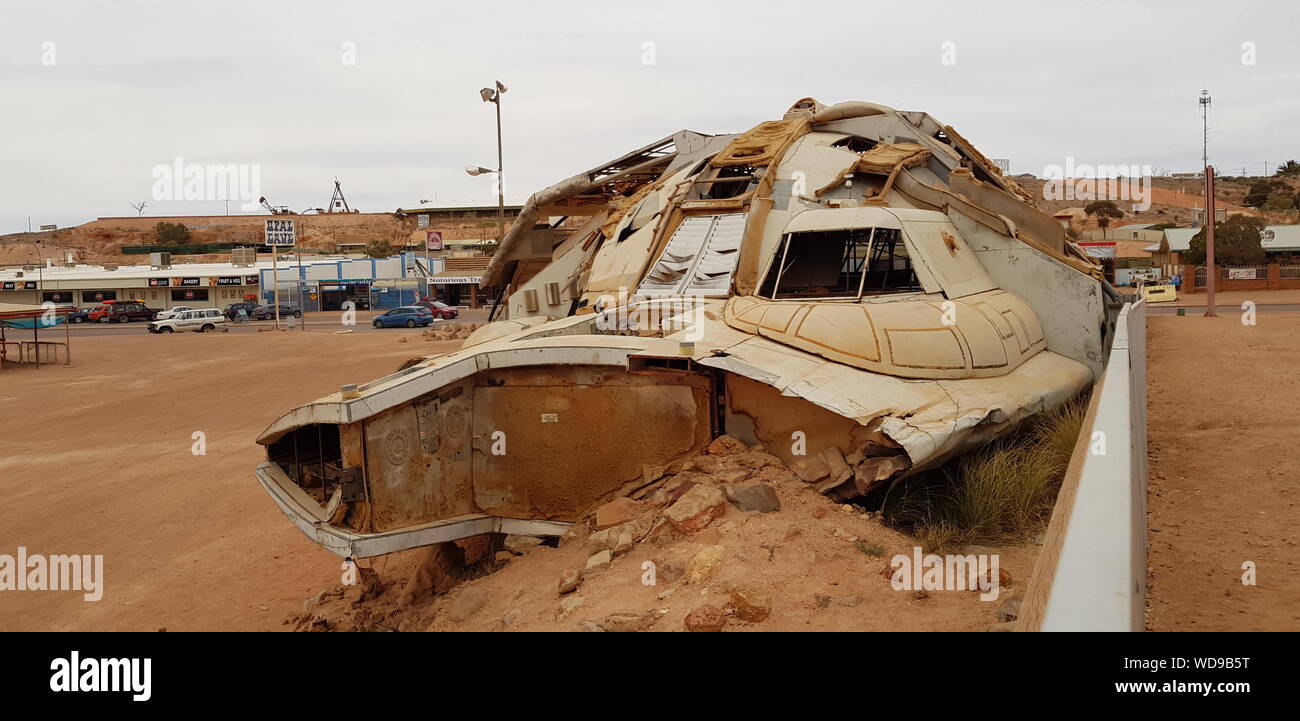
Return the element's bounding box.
[373,306,435,328]
[99,301,159,323]
[66,307,90,323]
[414,298,459,319]
[250,304,302,320]
[223,302,258,320]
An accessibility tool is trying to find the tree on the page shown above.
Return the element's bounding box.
[1243,179,1286,207]
[1084,200,1125,239]
[154,221,191,245]
[1275,160,1300,177]
[129,201,148,216]
[364,238,393,258]
[1185,215,1267,266]
[1262,191,1297,211]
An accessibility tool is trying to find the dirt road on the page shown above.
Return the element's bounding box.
[0,328,458,631]
[1145,312,1300,631]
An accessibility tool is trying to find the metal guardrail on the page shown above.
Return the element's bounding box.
[1021,300,1148,631]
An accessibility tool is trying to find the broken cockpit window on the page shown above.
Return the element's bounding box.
[759,227,922,299]
[692,164,757,200]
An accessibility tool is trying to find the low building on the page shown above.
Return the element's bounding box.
[1145,224,1300,266]
[0,252,464,312]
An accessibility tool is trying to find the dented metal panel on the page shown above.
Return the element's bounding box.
[257,97,1113,557]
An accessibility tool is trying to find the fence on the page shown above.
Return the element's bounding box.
[1186,263,1295,291]
[1020,300,1147,631]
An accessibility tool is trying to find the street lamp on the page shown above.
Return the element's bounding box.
[468,80,507,255]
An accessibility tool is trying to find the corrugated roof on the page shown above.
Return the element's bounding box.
[1158,224,1300,253]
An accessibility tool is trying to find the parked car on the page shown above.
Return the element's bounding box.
[373,306,435,328]
[223,302,258,320]
[148,308,228,333]
[96,301,159,323]
[250,304,302,320]
[66,307,91,323]
[414,298,459,319]
[1129,268,1159,285]
[86,303,117,322]
[154,305,196,321]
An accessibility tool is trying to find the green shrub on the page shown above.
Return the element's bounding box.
[882,393,1089,552]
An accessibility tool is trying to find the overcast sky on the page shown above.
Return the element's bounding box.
[1,0,1297,233]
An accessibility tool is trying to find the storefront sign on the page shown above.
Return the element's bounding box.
[265,218,297,246]
[148,278,170,287]
[216,276,244,286]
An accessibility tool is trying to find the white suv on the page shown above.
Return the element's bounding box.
[148,308,228,334]
[154,305,195,321]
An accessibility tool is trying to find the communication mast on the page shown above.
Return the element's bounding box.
[1199,88,1212,171]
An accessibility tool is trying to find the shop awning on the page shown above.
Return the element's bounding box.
[428,272,482,285]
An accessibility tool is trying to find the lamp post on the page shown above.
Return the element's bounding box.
[468,80,507,254]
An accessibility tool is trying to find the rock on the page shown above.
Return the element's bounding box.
[664,484,728,533]
[454,534,492,565]
[558,521,591,548]
[710,468,751,485]
[734,451,784,470]
[598,610,661,632]
[728,587,772,622]
[656,588,676,600]
[574,619,605,632]
[503,535,545,554]
[910,590,929,601]
[595,497,642,530]
[447,587,488,623]
[559,596,585,614]
[397,543,461,607]
[853,456,910,493]
[821,446,853,485]
[690,454,728,474]
[996,594,1024,622]
[813,593,860,609]
[973,567,1013,593]
[684,605,727,632]
[685,545,725,584]
[706,435,749,456]
[791,453,829,483]
[880,561,898,581]
[584,550,612,574]
[832,527,858,543]
[588,523,637,555]
[655,559,685,584]
[725,481,781,513]
[558,568,583,594]
[501,608,521,627]
[494,551,514,565]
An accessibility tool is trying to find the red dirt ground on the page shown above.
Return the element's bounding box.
[1145,312,1300,631]
[0,329,455,631]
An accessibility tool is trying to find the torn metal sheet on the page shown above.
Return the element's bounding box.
[256,98,1116,556]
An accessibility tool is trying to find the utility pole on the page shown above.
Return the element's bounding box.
[1204,165,1218,318]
